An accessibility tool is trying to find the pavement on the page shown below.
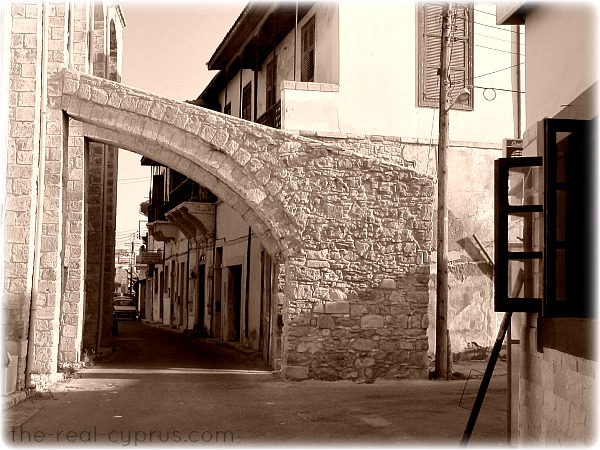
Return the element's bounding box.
[3,321,508,447]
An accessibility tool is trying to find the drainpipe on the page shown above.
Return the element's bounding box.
[209,207,217,336]
[25,0,49,390]
[186,240,190,331]
[294,1,298,81]
[68,0,74,69]
[238,56,243,118]
[95,5,109,352]
[506,23,522,447]
[245,227,251,339]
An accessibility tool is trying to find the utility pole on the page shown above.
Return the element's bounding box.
[435,2,452,380]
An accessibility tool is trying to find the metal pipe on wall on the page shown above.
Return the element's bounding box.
[25,0,49,389]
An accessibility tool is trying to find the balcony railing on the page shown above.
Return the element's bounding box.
[256,100,281,129]
[148,179,217,224]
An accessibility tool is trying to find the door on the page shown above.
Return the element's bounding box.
[226,265,242,342]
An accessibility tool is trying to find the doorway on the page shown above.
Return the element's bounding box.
[226,264,242,342]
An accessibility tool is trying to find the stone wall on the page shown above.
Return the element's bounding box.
[280,137,434,381]
[518,325,597,445]
[298,131,503,357]
[2,2,121,390]
[3,2,42,389]
[55,70,437,380]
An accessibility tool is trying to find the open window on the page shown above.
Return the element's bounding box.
[542,118,596,318]
[494,156,544,312]
[494,118,597,320]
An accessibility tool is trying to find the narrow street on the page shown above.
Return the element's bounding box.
[4,320,507,446]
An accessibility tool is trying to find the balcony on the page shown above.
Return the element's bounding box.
[147,177,217,224]
[256,100,281,129]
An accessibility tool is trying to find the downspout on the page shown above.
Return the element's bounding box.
[68,0,74,68]
[245,227,251,339]
[506,23,522,447]
[186,240,190,331]
[239,55,243,117]
[162,241,165,321]
[294,1,298,81]
[95,5,109,352]
[209,207,217,336]
[25,0,49,389]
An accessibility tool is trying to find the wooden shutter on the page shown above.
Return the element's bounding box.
[301,16,315,82]
[419,3,473,109]
[266,56,277,109]
[242,82,252,120]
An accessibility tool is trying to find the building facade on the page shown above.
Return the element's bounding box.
[142,0,518,373]
[496,2,597,445]
[2,1,124,393]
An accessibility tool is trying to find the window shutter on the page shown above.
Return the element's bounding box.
[266,56,277,109]
[301,16,315,82]
[242,82,252,120]
[419,3,473,109]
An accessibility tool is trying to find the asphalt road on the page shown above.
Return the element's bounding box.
[3,320,507,446]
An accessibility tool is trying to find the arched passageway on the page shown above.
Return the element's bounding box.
[53,68,435,381]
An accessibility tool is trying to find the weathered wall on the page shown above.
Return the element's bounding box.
[55,69,436,380]
[297,130,503,357]
[2,2,122,390]
[518,323,596,445]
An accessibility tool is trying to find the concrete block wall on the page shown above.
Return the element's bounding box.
[519,325,597,445]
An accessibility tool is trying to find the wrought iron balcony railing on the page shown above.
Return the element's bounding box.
[256,100,281,129]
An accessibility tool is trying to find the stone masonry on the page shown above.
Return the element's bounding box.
[53,68,435,381]
[3,2,121,390]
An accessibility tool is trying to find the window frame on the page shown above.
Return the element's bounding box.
[242,81,252,121]
[266,56,277,110]
[301,15,315,83]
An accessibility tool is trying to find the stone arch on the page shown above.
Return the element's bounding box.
[52,68,436,381]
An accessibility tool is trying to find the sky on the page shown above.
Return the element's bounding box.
[115,0,247,250]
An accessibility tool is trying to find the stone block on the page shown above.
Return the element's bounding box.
[379,279,396,290]
[324,301,349,314]
[285,365,309,380]
[361,314,384,328]
[317,315,335,329]
[351,338,377,352]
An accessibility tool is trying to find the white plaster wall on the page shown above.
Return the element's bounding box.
[282,88,339,131]
[335,2,515,142]
[524,4,598,127]
[216,202,262,347]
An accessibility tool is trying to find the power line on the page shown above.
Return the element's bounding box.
[475,30,525,45]
[473,20,522,34]
[475,43,524,56]
[472,61,525,80]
